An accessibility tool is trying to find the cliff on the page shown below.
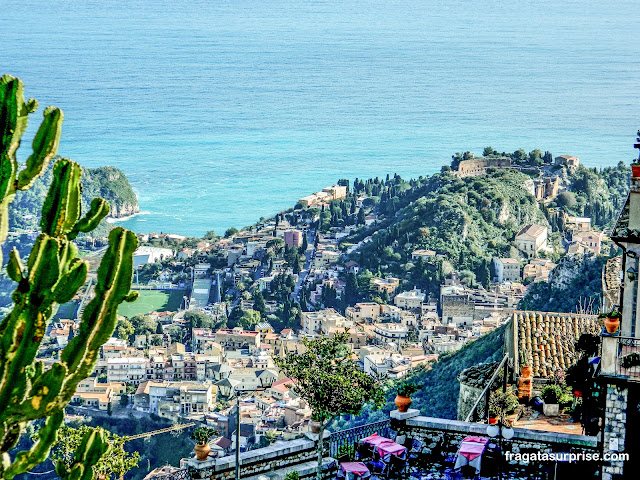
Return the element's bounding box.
[80,166,139,218]
[8,162,139,233]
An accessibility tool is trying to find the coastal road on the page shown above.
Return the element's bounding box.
[292,230,315,300]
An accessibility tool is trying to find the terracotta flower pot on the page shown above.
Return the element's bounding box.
[309,420,321,434]
[488,417,498,425]
[520,366,532,378]
[194,443,210,461]
[632,164,640,177]
[604,317,620,334]
[394,395,412,412]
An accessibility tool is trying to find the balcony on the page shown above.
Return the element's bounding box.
[600,332,640,381]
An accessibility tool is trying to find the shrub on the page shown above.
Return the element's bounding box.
[542,385,563,404]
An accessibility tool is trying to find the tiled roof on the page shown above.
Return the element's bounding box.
[513,311,599,378]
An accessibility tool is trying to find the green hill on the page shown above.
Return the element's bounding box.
[8,161,138,236]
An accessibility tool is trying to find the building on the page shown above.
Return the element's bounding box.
[133,246,174,267]
[554,154,579,172]
[411,249,436,261]
[566,216,591,232]
[394,289,426,310]
[283,230,304,248]
[373,323,408,345]
[454,156,512,178]
[572,230,604,254]
[345,302,381,322]
[531,176,560,202]
[107,357,148,384]
[492,258,521,283]
[298,184,347,207]
[215,328,261,350]
[300,308,349,335]
[514,224,548,257]
[440,294,474,326]
[371,277,400,295]
[522,258,556,283]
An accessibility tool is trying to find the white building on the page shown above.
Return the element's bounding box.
[107,357,148,384]
[394,289,426,310]
[133,246,174,267]
[492,258,521,283]
[514,224,548,257]
[301,308,350,335]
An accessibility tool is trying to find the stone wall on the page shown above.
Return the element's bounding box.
[602,385,628,480]
[185,436,330,480]
[456,382,484,421]
[404,416,599,474]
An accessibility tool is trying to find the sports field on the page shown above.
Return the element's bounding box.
[118,289,185,318]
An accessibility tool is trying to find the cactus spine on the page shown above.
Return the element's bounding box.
[0,75,138,479]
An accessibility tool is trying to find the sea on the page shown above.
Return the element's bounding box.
[2,0,639,237]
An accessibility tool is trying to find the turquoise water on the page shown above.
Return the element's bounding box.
[2,0,639,237]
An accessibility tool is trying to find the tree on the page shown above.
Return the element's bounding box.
[116,318,135,341]
[129,314,157,336]
[184,310,215,330]
[224,227,238,238]
[357,208,366,226]
[252,290,266,317]
[238,309,261,329]
[51,425,139,480]
[274,332,384,480]
[0,75,138,479]
[156,322,164,334]
[203,230,216,240]
[107,402,112,417]
[300,234,308,254]
[344,272,359,306]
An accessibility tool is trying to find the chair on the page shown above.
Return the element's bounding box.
[385,454,407,479]
[357,442,374,461]
[459,465,477,479]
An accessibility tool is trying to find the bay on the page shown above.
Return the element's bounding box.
[1,0,639,236]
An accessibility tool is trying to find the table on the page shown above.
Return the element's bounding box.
[454,436,489,474]
[339,462,371,480]
[361,433,393,446]
[377,440,407,460]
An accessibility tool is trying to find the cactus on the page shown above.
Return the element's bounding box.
[0,75,138,479]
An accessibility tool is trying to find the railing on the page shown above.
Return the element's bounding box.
[617,336,640,379]
[327,419,390,458]
[464,354,510,423]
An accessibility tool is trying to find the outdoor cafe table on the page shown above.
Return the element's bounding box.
[339,462,371,480]
[454,436,489,474]
[361,433,393,446]
[376,440,407,460]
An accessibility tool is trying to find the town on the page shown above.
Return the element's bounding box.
[31,151,624,466]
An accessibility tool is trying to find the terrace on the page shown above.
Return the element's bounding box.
[148,411,599,480]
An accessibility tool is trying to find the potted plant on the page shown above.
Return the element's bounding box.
[489,389,519,423]
[541,385,562,417]
[191,426,218,461]
[600,310,622,334]
[309,413,321,434]
[633,133,640,177]
[519,349,532,378]
[394,380,421,412]
[620,352,640,370]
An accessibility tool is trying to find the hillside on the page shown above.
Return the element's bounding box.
[332,325,506,430]
[518,252,608,314]
[9,162,138,234]
[341,169,548,295]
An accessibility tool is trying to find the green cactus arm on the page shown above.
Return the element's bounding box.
[58,227,137,398]
[53,259,88,304]
[2,411,63,480]
[0,75,29,185]
[40,159,82,238]
[16,106,63,190]
[6,248,24,282]
[68,197,110,240]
